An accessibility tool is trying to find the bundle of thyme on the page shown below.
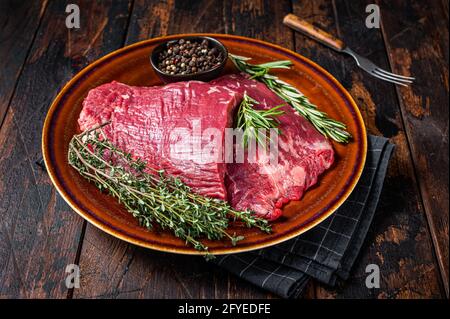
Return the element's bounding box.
[68,124,271,258]
[229,54,352,143]
[236,92,284,147]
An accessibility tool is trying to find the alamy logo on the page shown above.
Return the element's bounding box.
[365,4,380,29]
[365,264,380,288]
[65,264,80,289]
[65,4,80,29]
[169,119,280,169]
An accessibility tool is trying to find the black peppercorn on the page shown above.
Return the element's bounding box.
[157,38,224,75]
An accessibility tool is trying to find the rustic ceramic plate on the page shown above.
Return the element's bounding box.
[42,34,367,255]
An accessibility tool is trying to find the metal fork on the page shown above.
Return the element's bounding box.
[283,14,415,86]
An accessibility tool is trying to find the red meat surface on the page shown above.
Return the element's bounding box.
[78,75,334,220]
[78,80,240,200]
[211,74,334,220]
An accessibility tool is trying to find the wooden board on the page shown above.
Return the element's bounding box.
[378,0,449,297]
[0,0,47,128]
[0,0,132,298]
[0,0,447,299]
[292,0,443,299]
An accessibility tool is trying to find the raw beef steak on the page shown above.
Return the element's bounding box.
[78,75,334,221]
[78,80,240,200]
[211,74,335,220]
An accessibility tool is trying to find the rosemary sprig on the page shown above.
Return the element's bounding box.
[68,124,271,259]
[236,92,284,147]
[229,54,352,143]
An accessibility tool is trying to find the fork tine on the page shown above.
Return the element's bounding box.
[343,47,414,86]
[375,68,415,80]
[373,69,413,84]
[370,71,408,86]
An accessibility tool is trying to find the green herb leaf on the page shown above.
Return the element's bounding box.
[68,123,272,259]
[236,93,284,147]
[229,53,352,143]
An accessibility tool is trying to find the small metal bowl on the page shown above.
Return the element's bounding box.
[150,36,228,83]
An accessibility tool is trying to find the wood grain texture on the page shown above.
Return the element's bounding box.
[0,0,47,129]
[0,0,132,298]
[0,0,446,299]
[378,0,449,297]
[292,0,443,298]
[74,0,297,299]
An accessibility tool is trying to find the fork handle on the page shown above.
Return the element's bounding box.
[283,14,346,52]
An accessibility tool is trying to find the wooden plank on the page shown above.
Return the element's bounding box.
[0,0,47,129]
[442,0,449,23]
[0,0,132,298]
[292,0,443,298]
[74,0,300,299]
[378,0,449,297]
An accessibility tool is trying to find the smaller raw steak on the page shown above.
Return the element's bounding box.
[78,81,240,200]
[211,74,335,220]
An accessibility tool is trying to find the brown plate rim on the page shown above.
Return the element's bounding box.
[42,33,367,255]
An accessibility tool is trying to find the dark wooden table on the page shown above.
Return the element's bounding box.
[0,0,448,299]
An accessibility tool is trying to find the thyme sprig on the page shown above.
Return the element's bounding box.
[68,124,271,259]
[236,92,284,147]
[229,54,352,143]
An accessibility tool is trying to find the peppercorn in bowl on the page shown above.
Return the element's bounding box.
[150,36,228,83]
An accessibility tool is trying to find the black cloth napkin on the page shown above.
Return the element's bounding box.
[212,135,394,298]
